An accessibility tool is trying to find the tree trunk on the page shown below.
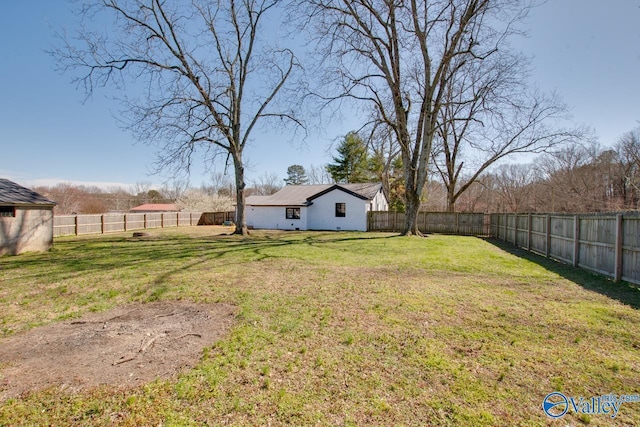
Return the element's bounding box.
[401,189,422,236]
[446,187,456,213]
[232,152,248,235]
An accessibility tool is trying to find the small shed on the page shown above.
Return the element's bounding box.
[0,179,56,255]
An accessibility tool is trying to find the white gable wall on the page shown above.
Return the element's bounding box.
[246,205,308,230]
[307,189,368,231]
[368,188,389,211]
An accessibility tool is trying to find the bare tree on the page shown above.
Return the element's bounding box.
[491,163,537,212]
[132,181,153,203]
[456,177,497,212]
[248,172,282,195]
[306,164,334,184]
[535,143,609,212]
[176,188,234,212]
[54,0,303,234]
[208,172,236,197]
[302,0,541,235]
[615,126,640,209]
[160,179,189,202]
[431,50,582,212]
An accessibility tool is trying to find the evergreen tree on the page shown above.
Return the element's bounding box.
[284,164,309,185]
[326,132,372,183]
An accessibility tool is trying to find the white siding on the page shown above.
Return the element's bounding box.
[307,190,368,231]
[368,189,389,211]
[246,205,308,230]
[0,207,54,255]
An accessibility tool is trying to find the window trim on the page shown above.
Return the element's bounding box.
[335,202,346,217]
[285,207,301,219]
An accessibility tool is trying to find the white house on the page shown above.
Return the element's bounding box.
[246,183,388,231]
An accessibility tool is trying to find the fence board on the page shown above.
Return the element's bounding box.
[578,217,616,277]
[529,215,547,256]
[622,217,640,284]
[515,214,529,248]
[549,216,574,264]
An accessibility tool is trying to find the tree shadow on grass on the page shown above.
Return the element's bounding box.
[0,233,289,281]
[0,231,398,288]
[485,238,640,310]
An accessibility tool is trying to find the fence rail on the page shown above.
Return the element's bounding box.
[368,211,488,235]
[53,212,203,237]
[490,213,640,285]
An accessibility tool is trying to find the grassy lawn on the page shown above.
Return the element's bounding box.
[1,227,639,426]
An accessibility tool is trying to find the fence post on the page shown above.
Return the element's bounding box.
[74,215,79,236]
[545,214,551,258]
[101,215,105,234]
[614,214,623,282]
[514,214,518,247]
[503,213,508,241]
[527,214,532,252]
[124,214,128,232]
[423,211,428,234]
[573,215,580,268]
[144,213,148,229]
[161,213,165,228]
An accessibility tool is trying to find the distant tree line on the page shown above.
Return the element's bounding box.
[38,175,262,215]
[34,183,171,215]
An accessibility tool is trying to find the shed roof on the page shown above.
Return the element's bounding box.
[246,183,383,206]
[0,179,56,206]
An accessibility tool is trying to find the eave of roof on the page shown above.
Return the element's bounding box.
[307,184,369,202]
[0,178,56,206]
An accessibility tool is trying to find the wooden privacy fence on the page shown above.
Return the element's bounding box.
[197,211,235,225]
[54,212,203,237]
[490,213,640,285]
[368,211,488,235]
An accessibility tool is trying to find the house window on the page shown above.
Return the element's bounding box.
[335,203,346,217]
[0,206,15,217]
[286,207,300,219]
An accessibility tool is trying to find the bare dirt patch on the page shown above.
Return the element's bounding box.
[0,301,237,400]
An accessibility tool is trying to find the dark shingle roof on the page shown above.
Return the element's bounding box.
[0,179,56,206]
[246,183,383,206]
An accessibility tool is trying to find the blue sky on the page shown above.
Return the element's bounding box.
[1,1,639,190]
